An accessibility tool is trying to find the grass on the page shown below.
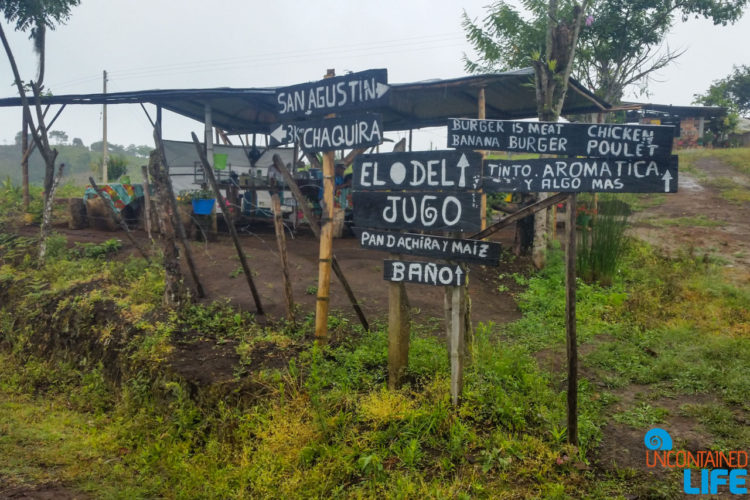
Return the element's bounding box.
[2,174,750,497]
[643,215,725,228]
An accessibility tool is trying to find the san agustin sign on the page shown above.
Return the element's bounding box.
[275,68,389,119]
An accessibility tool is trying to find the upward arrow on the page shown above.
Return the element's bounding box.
[376,82,390,98]
[662,170,673,192]
[453,265,464,286]
[456,153,470,187]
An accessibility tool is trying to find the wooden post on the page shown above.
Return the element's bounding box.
[314,68,337,343]
[446,285,465,406]
[565,193,578,445]
[141,165,153,241]
[88,176,151,263]
[478,87,487,231]
[315,150,335,342]
[191,132,264,314]
[21,113,29,211]
[147,151,187,307]
[270,184,295,324]
[271,154,369,331]
[153,130,206,299]
[388,279,410,389]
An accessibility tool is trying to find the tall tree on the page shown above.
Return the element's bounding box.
[693,64,750,144]
[463,0,749,106]
[0,0,80,260]
[695,64,750,116]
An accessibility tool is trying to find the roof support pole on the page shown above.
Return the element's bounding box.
[204,104,214,169]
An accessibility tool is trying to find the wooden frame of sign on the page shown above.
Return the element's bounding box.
[448,117,678,444]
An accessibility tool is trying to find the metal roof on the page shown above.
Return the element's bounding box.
[0,68,610,134]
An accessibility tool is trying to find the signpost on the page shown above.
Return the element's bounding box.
[352,149,488,395]
[269,113,383,152]
[353,151,482,191]
[275,69,389,343]
[448,118,675,159]
[352,191,482,233]
[358,229,501,265]
[384,260,467,287]
[483,155,679,193]
[275,68,390,119]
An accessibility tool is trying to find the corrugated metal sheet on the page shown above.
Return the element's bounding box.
[0,68,610,133]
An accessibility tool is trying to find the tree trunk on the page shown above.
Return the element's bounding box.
[21,114,30,211]
[38,163,65,263]
[531,0,586,269]
[148,150,187,307]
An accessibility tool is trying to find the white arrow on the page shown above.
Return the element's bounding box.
[376,82,390,98]
[454,266,464,286]
[270,125,287,144]
[662,170,673,192]
[456,153,470,187]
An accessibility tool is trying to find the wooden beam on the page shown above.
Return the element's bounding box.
[314,150,335,342]
[469,192,568,241]
[154,130,206,298]
[272,154,369,331]
[565,194,578,446]
[192,133,263,310]
[271,186,295,325]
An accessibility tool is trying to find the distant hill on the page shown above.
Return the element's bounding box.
[0,143,151,186]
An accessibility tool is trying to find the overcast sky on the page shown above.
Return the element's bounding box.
[1,0,749,149]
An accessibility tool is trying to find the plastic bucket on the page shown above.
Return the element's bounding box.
[192,198,215,215]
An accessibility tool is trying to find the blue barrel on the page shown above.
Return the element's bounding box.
[192,198,215,215]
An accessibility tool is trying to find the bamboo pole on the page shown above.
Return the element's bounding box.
[315,150,335,342]
[271,154,369,331]
[154,130,206,298]
[270,184,295,324]
[565,194,578,446]
[191,132,264,314]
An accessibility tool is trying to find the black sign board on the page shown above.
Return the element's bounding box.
[384,259,467,287]
[357,228,501,265]
[448,118,675,159]
[483,155,678,193]
[275,69,389,119]
[352,191,482,232]
[353,151,482,191]
[270,114,383,152]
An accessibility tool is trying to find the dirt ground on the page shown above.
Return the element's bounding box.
[631,155,750,273]
[8,152,750,497]
[19,219,527,331]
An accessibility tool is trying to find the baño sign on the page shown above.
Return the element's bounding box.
[383,259,467,287]
[447,118,675,159]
